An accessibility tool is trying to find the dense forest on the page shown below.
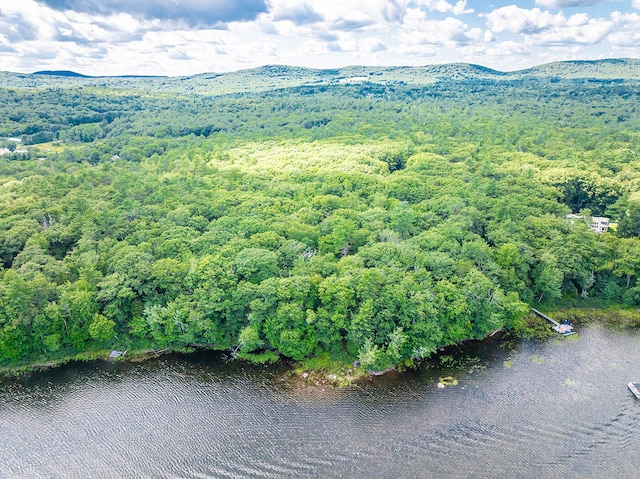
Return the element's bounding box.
[1,60,640,371]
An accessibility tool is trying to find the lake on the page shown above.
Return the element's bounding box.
[1,324,638,478]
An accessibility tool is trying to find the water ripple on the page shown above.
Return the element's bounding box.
[1,327,639,478]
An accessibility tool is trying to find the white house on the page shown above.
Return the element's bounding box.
[565,214,610,233]
[590,217,610,233]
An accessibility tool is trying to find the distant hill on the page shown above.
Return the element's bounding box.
[33,70,91,78]
[515,58,640,80]
[1,58,638,95]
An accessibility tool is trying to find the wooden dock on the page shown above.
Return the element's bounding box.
[531,308,575,335]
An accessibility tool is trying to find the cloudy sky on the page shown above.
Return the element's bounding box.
[1,0,639,76]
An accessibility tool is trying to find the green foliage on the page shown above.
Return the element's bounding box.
[234,248,280,283]
[357,338,389,371]
[234,349,280,364]
[88,313,116,343]
[617,192,640,237]
[238,325,263,353]
[1,65,640,368]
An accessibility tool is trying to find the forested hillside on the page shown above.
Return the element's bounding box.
[1,60,640,370]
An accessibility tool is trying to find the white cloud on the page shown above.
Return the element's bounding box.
[396,42,438,59]
[535,0,604,8]
[403,7,429,27]
[415,0,452,13]
[610,11,640,26]
[360,37,388,53]
[414,0,473,15]
[609,11,640,46]
[297,38,332,55]
[332,32,358,52]
[0,0,633,76]
[608,30,640,47]
[0,0,151,45]
[486,40,530,57]
[530,18,611,45]
[400,16,486,47]
[265,0,323,24]
[484,6,611,45]
[35,0,269,27]
[451,1,474,15]
[484,6,565,34]
[265,0,407,27]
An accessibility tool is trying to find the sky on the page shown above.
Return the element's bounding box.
[1,0,640,76]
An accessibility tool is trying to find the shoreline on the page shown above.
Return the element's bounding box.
[0,347,190,379]
[2,306,639,381]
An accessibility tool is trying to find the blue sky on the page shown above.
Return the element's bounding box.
[0,0,639,75]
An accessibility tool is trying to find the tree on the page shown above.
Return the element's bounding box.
[357,338,388,371]
[613,238,640,288]
[390,202,416,239]
[264,303,316,360]
[318,216,357,256]
[234,248,279,283]
[349,299,375,346]
[618,192,640,237]
[238,325,263,353]
[386,327,408,364]
[89,313,116,343]
[533,254,564,303]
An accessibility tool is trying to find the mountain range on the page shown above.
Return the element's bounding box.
[0,58,638,96]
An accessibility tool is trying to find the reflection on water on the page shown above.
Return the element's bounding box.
[1,325,639,479]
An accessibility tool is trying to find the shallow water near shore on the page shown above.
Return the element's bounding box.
[1,324,639,479]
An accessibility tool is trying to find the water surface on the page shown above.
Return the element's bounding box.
[1,324,639,478]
